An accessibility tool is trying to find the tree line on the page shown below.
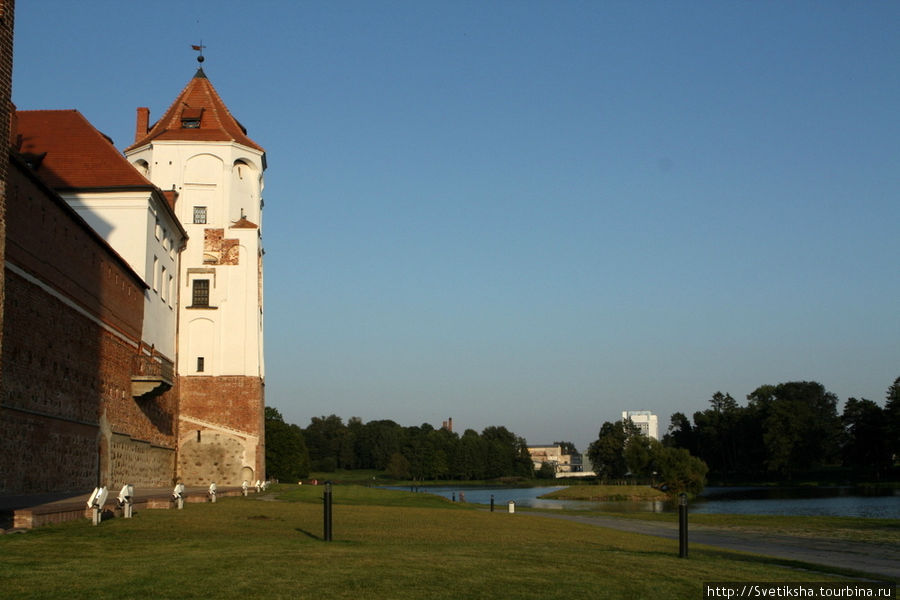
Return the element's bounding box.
[587,419,709,495]
[663,378,900,481]
[265,409,534,482]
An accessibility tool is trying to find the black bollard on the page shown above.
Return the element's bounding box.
[678,492,688,558]
[452,492,456,502]
[323,481,333,542]
[490,494,495,512]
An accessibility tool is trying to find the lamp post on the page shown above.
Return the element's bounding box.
[323,481,333,542]
[678,493,688,558]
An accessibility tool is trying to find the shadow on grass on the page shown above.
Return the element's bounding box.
[295,528,322,541]
[693,547,881,580]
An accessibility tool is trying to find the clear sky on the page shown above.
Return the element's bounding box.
[12,1,900,452]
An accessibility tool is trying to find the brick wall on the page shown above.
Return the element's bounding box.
[5,158,144,341]
[1,157,178,494]
[108,433,175,489]
[178,430,249,486]
[1,0,17,398]
[0,406,97,494]
[178,375,265,484]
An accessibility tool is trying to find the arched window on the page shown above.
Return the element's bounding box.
[133,159,150,177]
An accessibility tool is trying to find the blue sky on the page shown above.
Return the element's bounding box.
[12,1,900,452]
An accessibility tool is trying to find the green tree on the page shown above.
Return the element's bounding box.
[623,430,657,477]
[662,412,695,453]
[748,381,841,477]
[537,461,556,479]
[554,441,578,455]
[691,392,749,477]
[655,445,708,496]
[304,414,352,471]
[841,397,891,475]
[885,377,900,465]
[386,452,411,480]
[264,407,310,481]
[453,429,486,480]
[361,419,403,470]
[587,421,637,480]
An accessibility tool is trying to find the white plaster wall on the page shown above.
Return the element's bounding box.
[128,140,265,378]
[63,191,180,359]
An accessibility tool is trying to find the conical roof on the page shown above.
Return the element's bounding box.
[126,67,264,153]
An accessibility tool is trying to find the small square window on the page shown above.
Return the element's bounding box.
[193,206,207,224]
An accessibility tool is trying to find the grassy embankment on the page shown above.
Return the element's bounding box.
[541,484,670,501]
[0,484,869,599]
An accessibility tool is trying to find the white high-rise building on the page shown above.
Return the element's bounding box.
[622,410,659,440]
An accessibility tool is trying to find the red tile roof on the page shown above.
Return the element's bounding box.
[16,109,155,189]
[127,68,264,153]
[230,216,258,229]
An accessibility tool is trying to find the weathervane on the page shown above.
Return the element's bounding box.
[191,42,206,63]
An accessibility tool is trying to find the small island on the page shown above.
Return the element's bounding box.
[541,485,669,502]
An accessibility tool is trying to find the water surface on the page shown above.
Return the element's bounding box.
[385,485,900,518]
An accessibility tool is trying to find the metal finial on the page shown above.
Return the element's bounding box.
[191,42,206,63]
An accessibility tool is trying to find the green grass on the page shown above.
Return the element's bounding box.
[0,485,869,599]
[540,484,669,501]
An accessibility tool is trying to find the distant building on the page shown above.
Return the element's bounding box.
[622,410,658,440]
[527,445,583,475]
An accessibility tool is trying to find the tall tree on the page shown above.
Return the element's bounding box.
[748,381,841,477]
[304,414,350,471]
[587,421,638,479]
[691,392,748,477]
[662,412,695,454]
[264,408,310,481]
[841,397,890,476]
[885,377,900,465]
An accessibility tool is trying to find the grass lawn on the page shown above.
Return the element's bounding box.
[0,484,861,599]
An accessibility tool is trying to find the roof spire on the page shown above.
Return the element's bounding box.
[191,42,207,78]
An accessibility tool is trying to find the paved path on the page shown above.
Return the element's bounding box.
[519,512,900,581]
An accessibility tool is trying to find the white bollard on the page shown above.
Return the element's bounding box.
[172,483,185,509]
[507,500,516,514]
[86,487,108,526]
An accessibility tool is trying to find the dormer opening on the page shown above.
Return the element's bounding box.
[181,107,204,129]
[133,159,150,177]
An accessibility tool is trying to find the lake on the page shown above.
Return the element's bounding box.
[385,485,900,519]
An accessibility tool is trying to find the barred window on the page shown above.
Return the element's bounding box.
[191,279,210,307]
[197,357,205,373]
[193,206,207,224]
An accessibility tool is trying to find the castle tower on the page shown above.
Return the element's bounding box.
[125,65,265,485]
